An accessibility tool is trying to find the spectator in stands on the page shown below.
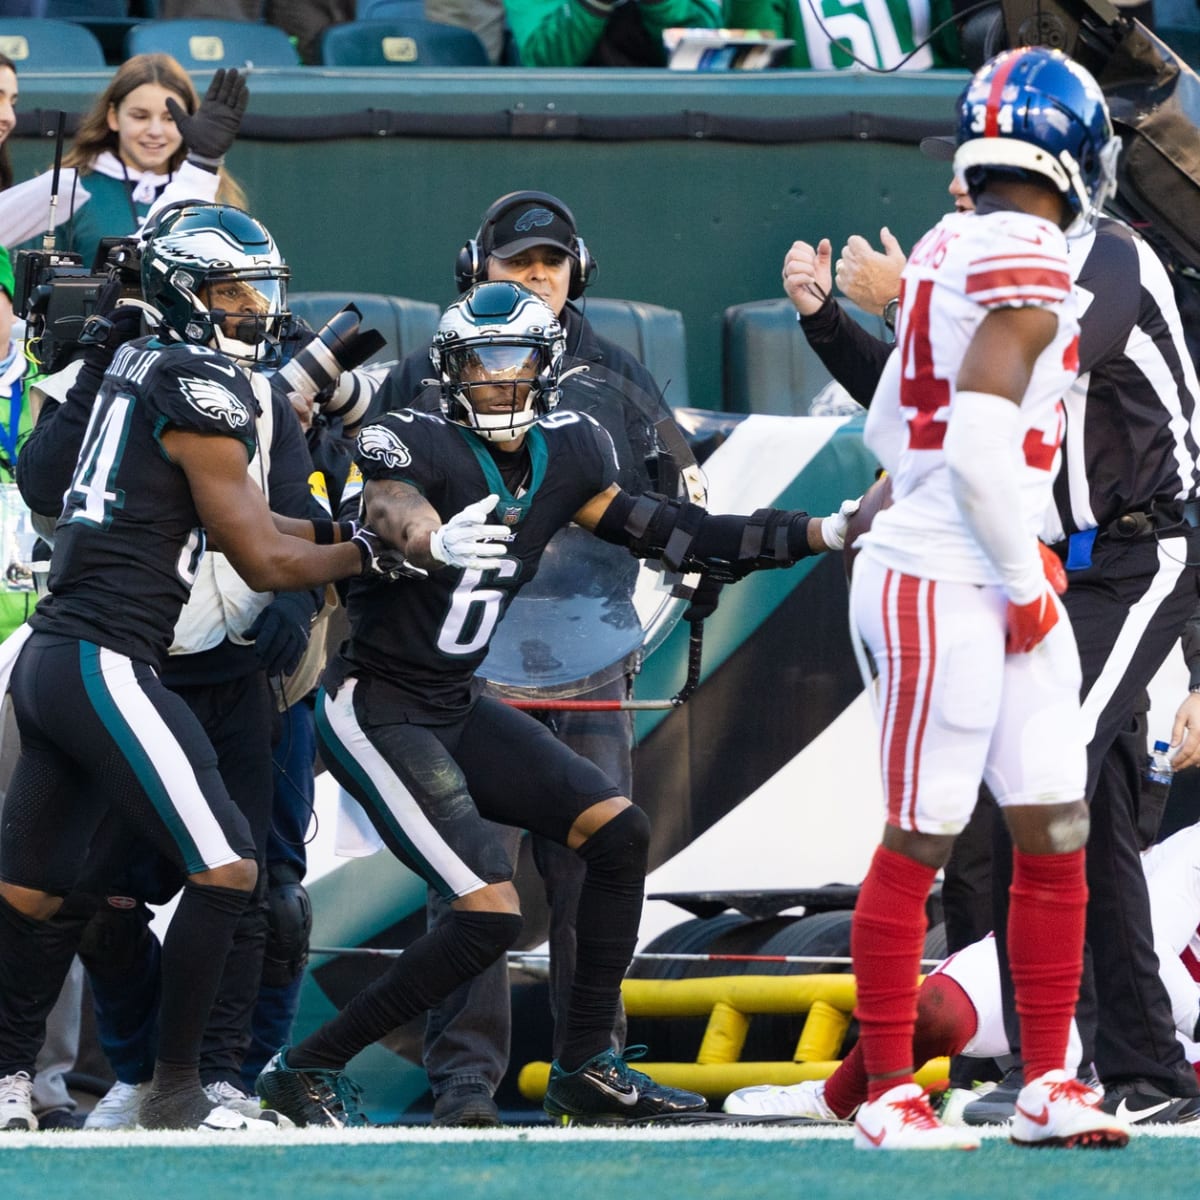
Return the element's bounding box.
[504,0,721,65]
[157,1,354,64]
[0,55,247,269]
[724,0,962,69]
[427,0,509,63]
[0,53,15,197]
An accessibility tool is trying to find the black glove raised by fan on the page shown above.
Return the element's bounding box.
[165,68,249,169]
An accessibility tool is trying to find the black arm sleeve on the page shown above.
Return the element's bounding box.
[799,296,894,406]
[594,490,817,580]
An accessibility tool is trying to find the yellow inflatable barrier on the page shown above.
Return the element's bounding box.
[518,974,949,1104]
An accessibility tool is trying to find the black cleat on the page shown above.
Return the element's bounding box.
[960,1067,1023,1126]
[431,1084,502,1128]
[254,1048,369,1128]
[1098,1081,1200,1125]
[543,1046,708,1124]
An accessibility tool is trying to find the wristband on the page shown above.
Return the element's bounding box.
[186,152,223,172]
[312,519,356,545]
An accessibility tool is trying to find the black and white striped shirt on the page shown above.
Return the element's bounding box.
[1042,217,1200,545]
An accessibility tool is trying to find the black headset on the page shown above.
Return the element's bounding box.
[454,191,597,301]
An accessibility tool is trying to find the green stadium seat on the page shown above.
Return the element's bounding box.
[0,19,106,69]
[287,292,440,366]
[124,19,300,69]
[319,18,488,67]
[581,297,690,409]
[722,297,887,416]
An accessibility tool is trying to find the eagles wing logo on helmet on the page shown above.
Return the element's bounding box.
[177,376,251,428]
[358,424,413,470]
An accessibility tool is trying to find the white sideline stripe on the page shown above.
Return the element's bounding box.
[3,1124,1197,1147]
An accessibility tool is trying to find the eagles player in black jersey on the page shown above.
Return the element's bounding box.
[0,204,392,1132]
[255,280,860,1125]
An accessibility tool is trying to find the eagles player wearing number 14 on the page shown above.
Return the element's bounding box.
[253,280,860,1126]
[0,204,383,1132]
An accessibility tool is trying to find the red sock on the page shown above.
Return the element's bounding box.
[851,844,937,1101]
[824,1046,866,1118]
[1007,847,1087,1082]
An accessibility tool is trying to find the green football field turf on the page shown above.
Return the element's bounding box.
[0,1125,1196,1200]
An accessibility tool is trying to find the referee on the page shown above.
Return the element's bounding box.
[788,199,1200,1122]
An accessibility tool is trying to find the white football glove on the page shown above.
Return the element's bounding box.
[819,496,863,552]
[429,494,513,570]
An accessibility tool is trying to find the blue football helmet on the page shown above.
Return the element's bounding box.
[955,46,1120,236]
[431,281,566,443]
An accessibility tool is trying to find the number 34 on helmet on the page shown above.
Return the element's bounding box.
[954,45,1121,237]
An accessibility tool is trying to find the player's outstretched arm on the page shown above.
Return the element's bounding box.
[162,427,363,591]
[575,484,860,577]
[361,479,513,572]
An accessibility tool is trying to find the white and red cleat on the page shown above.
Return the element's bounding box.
[1010,1069,1131,1149]
[853,1083,981,1151]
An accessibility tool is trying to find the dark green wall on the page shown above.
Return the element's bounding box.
[10,67,969,409]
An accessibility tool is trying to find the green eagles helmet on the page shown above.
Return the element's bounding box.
[140,202,290,366]
[430,280,566,442]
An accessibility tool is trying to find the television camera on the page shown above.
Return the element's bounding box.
[12,237,143,377]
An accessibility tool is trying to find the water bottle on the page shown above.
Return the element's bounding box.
[1146,739,1174,788]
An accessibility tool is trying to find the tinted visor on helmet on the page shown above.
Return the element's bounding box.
[446,343,546,387]
[202,270,287,344]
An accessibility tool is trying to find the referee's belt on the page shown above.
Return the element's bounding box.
[1054,504,1190,571]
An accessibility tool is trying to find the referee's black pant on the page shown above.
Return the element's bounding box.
[983,527,1200,1093]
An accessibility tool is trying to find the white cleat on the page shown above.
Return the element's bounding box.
[853,1083,980,1151]
[934,1087,983,1128]
[0,1071,37,1131]
[198,1104,287,1133]
[723,1079,846,1121]
[204,1080,294,1128]
[1010,1069,1130,1149]
[84,1080,151,1130]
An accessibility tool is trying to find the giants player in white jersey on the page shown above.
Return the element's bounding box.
[844,46,1128,1151]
